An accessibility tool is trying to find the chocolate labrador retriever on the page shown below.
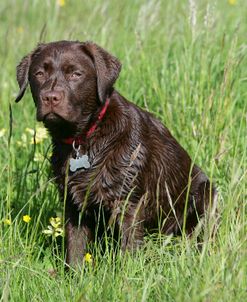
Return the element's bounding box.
[15,41,216,266]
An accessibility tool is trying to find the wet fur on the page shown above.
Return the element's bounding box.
[16,41,216,266]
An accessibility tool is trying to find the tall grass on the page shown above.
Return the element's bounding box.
[0,0,246,301]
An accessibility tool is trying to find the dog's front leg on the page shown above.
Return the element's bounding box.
[65,201,93,267]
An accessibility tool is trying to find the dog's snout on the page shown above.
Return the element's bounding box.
[41,91,63,106]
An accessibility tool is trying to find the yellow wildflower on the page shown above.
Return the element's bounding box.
[17,26,24,33]
[49,217,61,229]
[0,129,6,138]
[43,217,63,238]
[26,127,48,144]
[17,133,28,147]
[23,215,31,223]
[3,218,11,225]
[42,226,63,237]
[84,253,92,263]
[43,226,53,236]
[57,0,65,7]
[228,0,236,5]
[34,152,44,162]
[35,127,48,143]
[25,128,35,136]
[42,225,63,237]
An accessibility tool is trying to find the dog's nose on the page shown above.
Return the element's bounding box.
[41,91,62,106]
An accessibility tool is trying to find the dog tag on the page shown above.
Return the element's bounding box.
[70,142,90,172]
[70,154,90,172]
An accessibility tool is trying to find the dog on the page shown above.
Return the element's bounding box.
[15,41,216,266]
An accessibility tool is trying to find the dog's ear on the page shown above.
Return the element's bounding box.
[15,54,32,103]
[82,41,121,103]
[15,44,45,103]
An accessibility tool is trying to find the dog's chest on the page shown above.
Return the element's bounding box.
[52,139,146,210]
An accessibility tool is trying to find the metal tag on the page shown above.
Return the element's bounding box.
[69,141,90,172]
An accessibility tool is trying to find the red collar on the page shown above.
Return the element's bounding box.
[61,98,110,145]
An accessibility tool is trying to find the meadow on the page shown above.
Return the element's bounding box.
[0,0,246,301]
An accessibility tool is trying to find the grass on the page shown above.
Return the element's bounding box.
[0,0,246,301]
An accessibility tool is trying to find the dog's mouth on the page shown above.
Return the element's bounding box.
[43,112,63,122]
[42,112,78,139]
[42,112,70,127]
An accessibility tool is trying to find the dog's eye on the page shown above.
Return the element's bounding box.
[70,71,83,79]
[35,71,44,77]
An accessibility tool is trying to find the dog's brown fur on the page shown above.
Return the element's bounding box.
[16,41,216,266]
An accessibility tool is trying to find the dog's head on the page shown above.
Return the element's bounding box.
[15,41,121,136]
